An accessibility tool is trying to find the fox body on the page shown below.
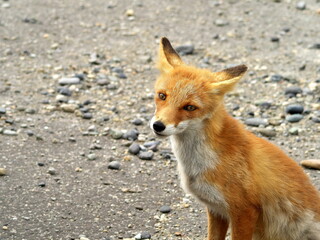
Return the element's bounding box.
[150,37,320,240]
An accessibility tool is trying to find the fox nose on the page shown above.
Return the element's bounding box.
[153,121,166,132]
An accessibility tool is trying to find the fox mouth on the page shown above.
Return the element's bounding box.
[154,131,168,137]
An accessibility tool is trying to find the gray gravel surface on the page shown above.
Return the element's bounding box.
[1,0,320,240]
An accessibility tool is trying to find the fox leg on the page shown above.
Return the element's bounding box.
[207,208,229,240]
[230,207,259,240]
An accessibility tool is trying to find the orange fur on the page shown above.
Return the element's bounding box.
[150,37,320,240]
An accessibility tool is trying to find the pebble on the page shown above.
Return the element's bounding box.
[300,159,320,170]
[123,129,139,141]
[26,130,34,136]
[57,87,72,96]
[270,36,280,42]
[55,94,68,103]
[311,117,320,123]
[48,167,56,175]
[144,141,161,151]
[257,129,276,137]
[126,9,135,17]
[117,72,127,79]
[244,118,268,127]
[134,232,151,240]
[286,114,303,123]
[107,84,118,90]
[82,112,93,119]
[159,205,171,213]
[25,108,36,114]
[309,43,320,50]
[175,44,195,55]
[138,151,154,160]
[74,73,86,81]
[87,153,97,161]
[110,129,123,139]
[215,19,229,27]
[97,79,109,86]
[285,86,302,97]
[285,104,304,114]
[131,118,143,126]
[296,1,306,10]
[0,107,6,114]
[58,77,80,85]
[3,129,18,136]
[79,237,90,240]
[270,74,283,82]
[129,143,140,155]
[108,161,121,170]
[256,101,272,109]
[89,53,100,65]
[61,103,77,113]
[289,127,299,135]
[38,182,46,187]
[0,168,7,176]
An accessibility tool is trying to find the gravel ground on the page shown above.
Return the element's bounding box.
[1,0,320,240]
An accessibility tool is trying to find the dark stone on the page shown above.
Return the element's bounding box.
[285,86,302,96]
[117,72,127,79]
[309,43,320,50]
[38,182,46,187]
[245,118,268,127]
[37,162,45,167]
[132,118,143,126]
[271,36,280,42]
[140,232,152,239]
[83,100,93,105]
[107,84,118,90]
[74,73,86,81]
[26,130,34,136]
[22,18,38,24]
[175,44,194,55]
[270,74,283,82]
[0,107,6,114]
[129,143,140,155]
[79,107,89,113]
[97,79,109,86]
[257,101,272,109]
[311,117,320,123]
[286,114,303,123]
[57,87,72,96]
[285,104,304,114]
[82,112,93,119]
[144,141,161,151]
[159,205,171,213]
[5,119,14,124]
[138,151,154,160]
[123,129,139,141]
[108,161,121,170]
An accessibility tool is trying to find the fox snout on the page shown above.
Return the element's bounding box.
[152,121,166,133]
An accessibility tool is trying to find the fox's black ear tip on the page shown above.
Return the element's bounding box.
[161,37,170,46]
[238,64,248,73]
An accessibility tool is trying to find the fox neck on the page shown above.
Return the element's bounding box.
[170,104,229,176]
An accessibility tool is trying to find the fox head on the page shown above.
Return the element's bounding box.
[150,37,247,137]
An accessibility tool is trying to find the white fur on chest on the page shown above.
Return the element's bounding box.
[170,129,228,217]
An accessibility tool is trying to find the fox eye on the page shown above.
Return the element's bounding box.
[183,105,197,111]
[158,93,166,100]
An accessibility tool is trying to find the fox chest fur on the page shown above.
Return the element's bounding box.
[171,130,229,218]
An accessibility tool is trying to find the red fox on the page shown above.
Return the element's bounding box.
[150,37,320,240]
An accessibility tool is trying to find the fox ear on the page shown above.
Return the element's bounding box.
[210,64,248,94]
[157,37,183,73]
